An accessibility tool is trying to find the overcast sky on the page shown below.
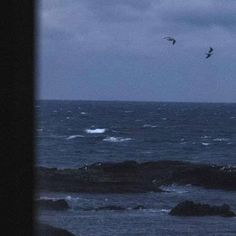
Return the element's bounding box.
[37,0,236,102]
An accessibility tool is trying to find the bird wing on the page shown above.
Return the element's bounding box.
[209,47,213,53]
[172,39,176,44]
[164,37,174,41]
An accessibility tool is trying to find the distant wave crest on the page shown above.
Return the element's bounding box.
[86,128,106,134]
[143,124,157,128]
[202,142,210,146]
[213,138,229,142]
[66,135,84,140]
[103,136,132,143]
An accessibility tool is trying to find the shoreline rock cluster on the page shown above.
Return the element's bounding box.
[36,199,70,211]
[35,223,75,236]
[36,160,236,193]
[169,201,236,217]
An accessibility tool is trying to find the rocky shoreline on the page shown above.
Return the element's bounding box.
[35,223,75,236]
[36,160,236,193]
[169,201,236,217]
[36,199,70,211]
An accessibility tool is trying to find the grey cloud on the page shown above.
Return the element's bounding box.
[38,0,236,102]
[158,1,236,31]
[81,0,152,22]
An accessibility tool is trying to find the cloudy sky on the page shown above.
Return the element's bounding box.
[37,0,236,102]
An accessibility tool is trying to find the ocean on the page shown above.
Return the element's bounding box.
[36,100,236,235]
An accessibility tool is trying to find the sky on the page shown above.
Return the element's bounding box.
[37,0,236,102]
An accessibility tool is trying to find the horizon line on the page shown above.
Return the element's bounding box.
[35,98,236,104]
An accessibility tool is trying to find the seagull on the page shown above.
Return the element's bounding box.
[208,47,213,53]
[163,36,176,45]
[206,47,213,58]
[205,47,214,58]
[206,53,213,58]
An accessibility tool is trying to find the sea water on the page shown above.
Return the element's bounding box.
[36,100,236,235]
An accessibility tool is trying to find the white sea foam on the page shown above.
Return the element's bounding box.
[66,135,84,140]
[39,196,61,200]
[161,184,189,194]
[213,138,229,142]
[80,112,87,115]
[86,128,106,134]
[39,195,80,202]
[65,196,80,201]
[143,124,157,128]
[160,209,171,213]
[37,128,43,132]
[202,142,210,146]
[103,136,132,142]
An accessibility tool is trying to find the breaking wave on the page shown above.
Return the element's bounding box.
[213,138,229,142]
[66,135,84,140]
[201,142,210,146]
[103,136,132,143]
[143,124,157,128]
[85,128,106,134]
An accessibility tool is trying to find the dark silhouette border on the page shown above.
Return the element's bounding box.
[4,1,35,235]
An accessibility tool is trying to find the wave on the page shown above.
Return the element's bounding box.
[160,184,189,194]
[85,128,106,134]
[66,135,84,140]
[38,195,80,202]
[143,124,157,128]
[65,196,80,201]
[160,209,171,213]
[201,142,210,146]
[38,196,63,201]
[213,138,229,142]
[38,135,67,139]
[103,136,132,143]
[80,112,87,115]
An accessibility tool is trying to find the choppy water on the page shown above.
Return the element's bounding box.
[36,100,236,235]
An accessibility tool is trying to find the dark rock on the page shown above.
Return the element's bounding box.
[169,201,236,217]
[35,223,75,236]
[36,160,236,193]
[132,205,145,210]
[36,199,70,211]
[95,205,126,211]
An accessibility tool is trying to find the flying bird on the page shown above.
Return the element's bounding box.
[205,53,213,58]
[208,47,213,53]
[163,36,176,45]
[205,47,214,59]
